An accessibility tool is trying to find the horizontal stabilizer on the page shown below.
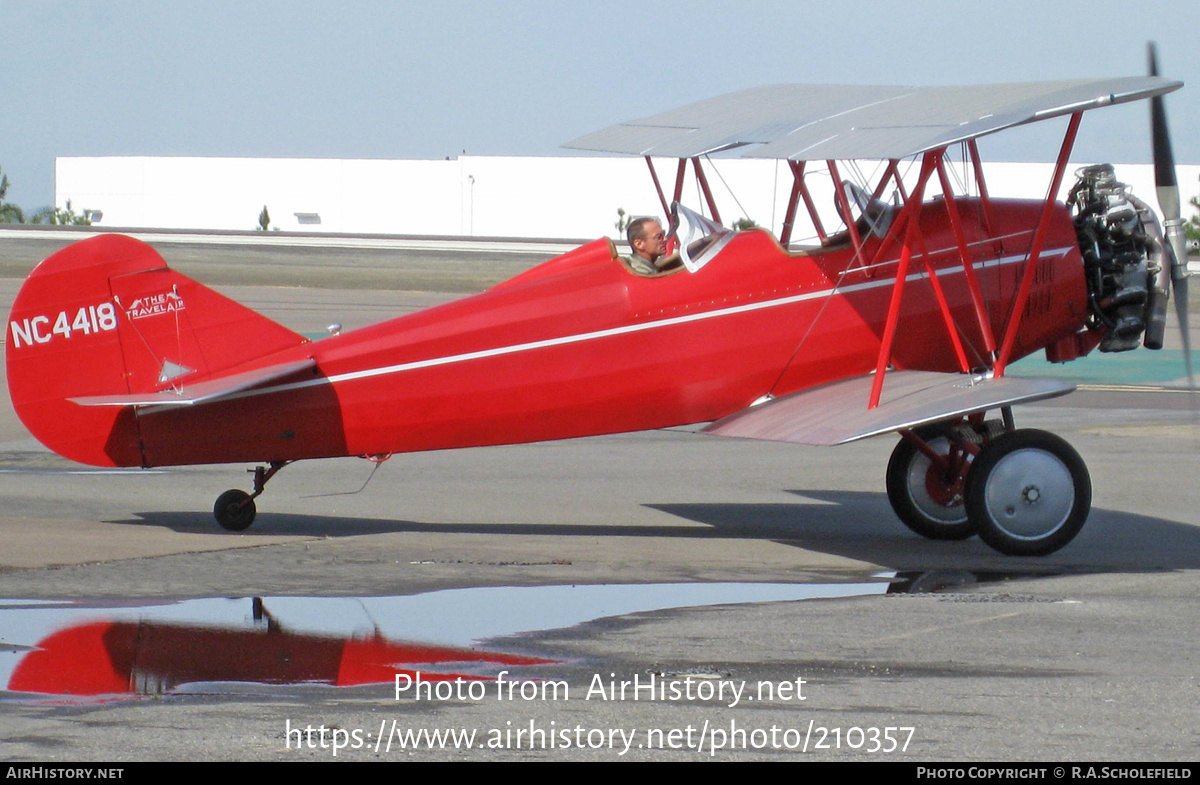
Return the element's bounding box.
[705,371,1074,446]
[69,359,316,407]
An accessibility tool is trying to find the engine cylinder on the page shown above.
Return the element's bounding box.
[1067,165,1162,353]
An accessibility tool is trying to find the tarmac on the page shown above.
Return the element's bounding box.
[0,234,1197,762]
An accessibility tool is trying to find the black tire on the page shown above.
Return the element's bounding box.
[885,429,976,540]
[214,489,256,532]
[965,429,1090,556]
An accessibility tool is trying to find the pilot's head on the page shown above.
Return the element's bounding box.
[627,217,666,262]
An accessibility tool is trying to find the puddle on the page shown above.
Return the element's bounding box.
[0,580,888,699]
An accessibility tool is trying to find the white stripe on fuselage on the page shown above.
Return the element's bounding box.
[151,246,1072,410]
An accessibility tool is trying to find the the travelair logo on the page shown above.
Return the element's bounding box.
[124,290,185,320]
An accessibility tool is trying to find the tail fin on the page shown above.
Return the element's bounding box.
[6,234,308,466]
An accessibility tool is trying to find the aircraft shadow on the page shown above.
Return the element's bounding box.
[114,487,1200,571]
[111,511,808,541]
[651,489,1200,571]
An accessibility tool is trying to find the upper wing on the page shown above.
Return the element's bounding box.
[704,371,1074,446]
[564,78,1181,161]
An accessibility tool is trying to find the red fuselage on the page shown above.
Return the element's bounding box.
[136,198,1086,467]
[7,198,1088,469]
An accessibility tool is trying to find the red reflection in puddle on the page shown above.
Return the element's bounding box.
[10,620,553,697]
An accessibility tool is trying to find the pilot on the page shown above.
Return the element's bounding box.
[625,217,668,275]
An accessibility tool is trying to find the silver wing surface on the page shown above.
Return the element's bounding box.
[705,371,1074,446]
[564,79,1181,161]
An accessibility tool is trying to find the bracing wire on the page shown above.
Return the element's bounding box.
[703,155,753,225]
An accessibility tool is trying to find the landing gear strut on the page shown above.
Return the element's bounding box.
[213,461,290,531]
[885,414,1091,556]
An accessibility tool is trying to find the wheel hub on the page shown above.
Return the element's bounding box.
[984,449,1073,538]
[924,463,964,507]
[906,437,968,523]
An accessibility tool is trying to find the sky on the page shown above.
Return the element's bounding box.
[1,0,1197,208]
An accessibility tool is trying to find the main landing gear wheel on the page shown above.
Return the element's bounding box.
[213,489,257,532]
[886,429,975,540]
[965,429,1091,557]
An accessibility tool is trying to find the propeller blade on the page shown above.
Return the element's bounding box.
[1174,273,1193,384]
[1170,229,1193,388]
[1149,43,1180,221]
[1148,43,1194,388]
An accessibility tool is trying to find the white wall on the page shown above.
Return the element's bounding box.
[55,155,1200,240]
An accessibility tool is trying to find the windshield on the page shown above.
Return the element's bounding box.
[841,181,894,240]
[671,202,734,272]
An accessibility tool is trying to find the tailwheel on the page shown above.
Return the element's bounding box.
[211,460,290,532]
[886,427,976,540]
[214,489,256,531]
[965,429,1091,557]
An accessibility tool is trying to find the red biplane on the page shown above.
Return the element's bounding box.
[5,57,1189,556]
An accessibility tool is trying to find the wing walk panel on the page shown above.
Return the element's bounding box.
[704,371,1074,446]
